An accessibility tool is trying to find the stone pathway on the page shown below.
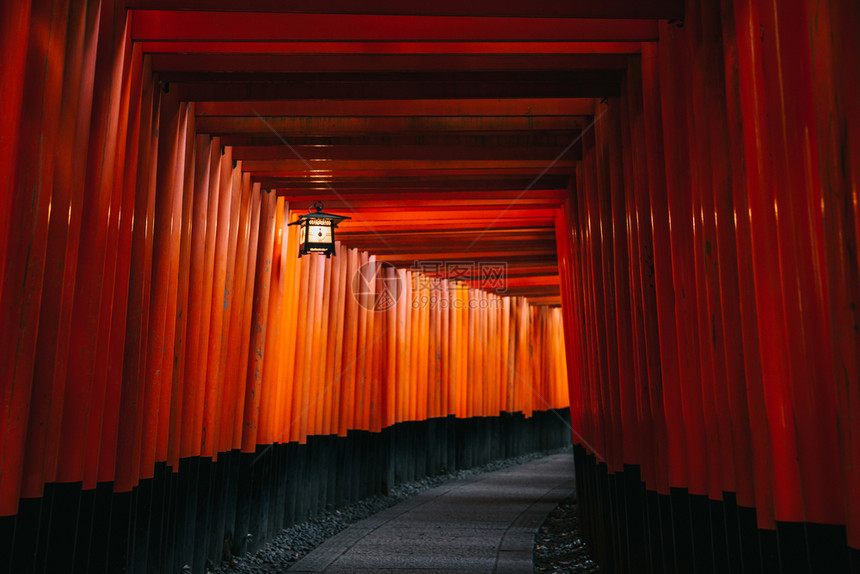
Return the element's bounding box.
[288,453,575,574]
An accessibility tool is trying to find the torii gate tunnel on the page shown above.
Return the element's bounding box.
[1,0,859,572]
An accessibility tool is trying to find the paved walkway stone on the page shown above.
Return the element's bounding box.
[288,452,575,574]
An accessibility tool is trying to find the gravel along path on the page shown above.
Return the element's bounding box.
[533,494,600,573]
[210,447,572,574]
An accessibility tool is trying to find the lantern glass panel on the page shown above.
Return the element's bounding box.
[308,223,331,243]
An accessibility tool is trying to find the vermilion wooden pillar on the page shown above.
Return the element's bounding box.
[757,0,844,534]
[580,126,608,464]
[338,248,357,436]
[164,111,197,468]
[57,6,133,486]
[621,55,666,495]
[730,0,804,533]
[237,183,262,447]
[681,8,726,505]
[699,0,758,518]
[658,24,710,504]
[607,98,639,470]
[179,134,212,459]
[556,178,588,453]
[242,189,277,452]
[0,0,32,287]
[189,137,221,456]
[138,88,181,478]
[19,0,95,499]
[640,43,687,497]
[41,0,103,493]
[0,0,71,511]
[201,145,234,457]
[225,174,257,448]
[721,0,776,537]
[808,0,860,553]
[115,54,159,493]
[97,39,148,484]
[212,162,244,453]
[574,162,596,460]
[257,198,285,446]
[154,103,191,468]
[592,100,623,475]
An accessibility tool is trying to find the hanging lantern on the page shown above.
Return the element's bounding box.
[289,200,350,258]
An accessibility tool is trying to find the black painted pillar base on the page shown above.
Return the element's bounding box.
[1,408,572,574]
[572,445,856,574]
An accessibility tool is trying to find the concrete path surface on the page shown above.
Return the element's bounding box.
[288,452,575,574]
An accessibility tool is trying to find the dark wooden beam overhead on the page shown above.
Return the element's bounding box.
[336,227,557,239]
[241,158,576,173]
[141,41,643,55]
[278,187,568,201]
[151,54,630,73]
[219,134,581,149]
[231,145,579,162]
[132,11,659,42]
[257,176,572,192]
[376,253,560,264]
[128,0,683,20]
[248,167,572,178]
[194,98,595,117]
[172,72,622,101]
[196,115,586,135]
